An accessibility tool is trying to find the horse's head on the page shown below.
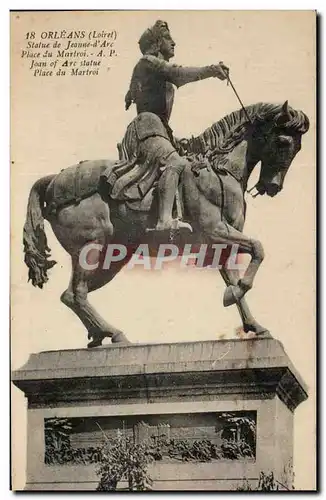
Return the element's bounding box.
[254,101,309,197]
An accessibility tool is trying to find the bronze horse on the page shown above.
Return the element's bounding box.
[23,101,309,347]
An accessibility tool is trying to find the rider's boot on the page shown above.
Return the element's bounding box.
[155,168,192,232]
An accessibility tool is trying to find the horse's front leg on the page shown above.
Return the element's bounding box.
[204,218,264,307]
[219,267,271,337]
[184,168,263,306]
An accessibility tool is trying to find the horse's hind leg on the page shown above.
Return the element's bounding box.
[219,267,270,337]
[61,258,130,348]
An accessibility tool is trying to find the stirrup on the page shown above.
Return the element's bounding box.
[146,219,193,233]
[171,219,193,232]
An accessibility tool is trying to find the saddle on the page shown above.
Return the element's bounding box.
[44,157,162,217]
[44,160,111,216]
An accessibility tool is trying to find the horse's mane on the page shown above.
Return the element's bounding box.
[186,102,309,166]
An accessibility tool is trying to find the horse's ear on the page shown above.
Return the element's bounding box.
[277,100,291,125]
[282,100,289,114]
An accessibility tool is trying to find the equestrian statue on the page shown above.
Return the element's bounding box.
[23,20,310,347]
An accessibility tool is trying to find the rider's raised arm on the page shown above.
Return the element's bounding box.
[143,55,227,88]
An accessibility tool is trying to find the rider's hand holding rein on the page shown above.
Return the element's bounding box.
[210,62,230,81]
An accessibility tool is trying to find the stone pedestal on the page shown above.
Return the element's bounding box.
[12,338,308,491]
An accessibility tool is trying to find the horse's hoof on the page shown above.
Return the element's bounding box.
[243,322,272,338]
[87,339,103,348]
[87,335,105,348]
[111,332,131,344]
[255,329,273,339]
[223,285,238,307]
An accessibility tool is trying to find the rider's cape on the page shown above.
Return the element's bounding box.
[101,112,175,201]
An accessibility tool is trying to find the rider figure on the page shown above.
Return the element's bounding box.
[119,20,229,232]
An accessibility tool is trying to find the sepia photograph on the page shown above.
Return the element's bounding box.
[10,10,316,491]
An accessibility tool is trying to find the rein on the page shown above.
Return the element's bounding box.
[221,67,254,127]
[221,68,267,197]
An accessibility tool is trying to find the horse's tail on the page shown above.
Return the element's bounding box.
[23,175,57,289]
